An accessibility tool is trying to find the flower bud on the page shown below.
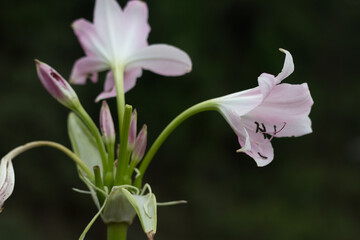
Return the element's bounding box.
[128,109,137,151]
[0,157,15,212]
[35,60,80,110]
[100,101,115,145]
[131,124,147,164]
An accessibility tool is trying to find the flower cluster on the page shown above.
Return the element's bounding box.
[0,0,313,239]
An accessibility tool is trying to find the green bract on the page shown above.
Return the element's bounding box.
[68,113,103,175]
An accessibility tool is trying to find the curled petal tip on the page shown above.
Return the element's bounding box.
[278,48,290,54]
[70,22,76,29]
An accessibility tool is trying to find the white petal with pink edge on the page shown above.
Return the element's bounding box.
[125,44,192,76]
[70,57,108,84]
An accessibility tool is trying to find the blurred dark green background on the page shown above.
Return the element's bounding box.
[1,0,360,239]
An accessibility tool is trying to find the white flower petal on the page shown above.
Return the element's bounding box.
[246,83,313,124]
[275,48,294,83]
[94,0,124,63]
[0,157,15,211]
[126,44,192,76]
[274,116,312,137]
[215,87,263,133]
[70,57,108,84]
[72,19,109,62]
[95,68,143,102]
[235,125,274,167]
[121,1,150,57]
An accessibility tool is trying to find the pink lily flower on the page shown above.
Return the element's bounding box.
[213,49,313,166]
[0,157,15,212]
[70,0,192,101]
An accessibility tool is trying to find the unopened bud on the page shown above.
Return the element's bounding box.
[100,101,115,145]
[0,157,15,212]
[128,109,137,151]
[131,124,147,164]
[35,60,80,110]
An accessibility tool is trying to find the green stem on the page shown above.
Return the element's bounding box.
[134,100,216,188]
[75,106,108,173]
[115,105,132,185]
[113,64,125,134]
[93,166,105,205]
[5,141,94,181]
[104,141,115,187]
[107,222,128,240]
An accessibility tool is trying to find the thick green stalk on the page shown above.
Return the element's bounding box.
[107,223,128,240]
[4,141,94,181]
[104,141,115,187]
[93,166,105,205]
[75,106,108,173]
[134,100,216,188]
[113,64,125,134]
[115,105,132,185]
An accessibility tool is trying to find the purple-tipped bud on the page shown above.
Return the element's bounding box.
[35,60,80,109]
[128,109,137,151]
[131,124,147,164]
[100,101,115,145]
[0,157,15,212]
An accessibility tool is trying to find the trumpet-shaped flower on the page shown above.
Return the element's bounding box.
[70,0,192,101]
[0,157,15,212]
[213,49,313,166]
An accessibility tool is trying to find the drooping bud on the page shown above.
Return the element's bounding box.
[0,157,15,212]
[131,124,147,164]
[100,101,115,145]
[35,60,80,110]
[128,109,137,151]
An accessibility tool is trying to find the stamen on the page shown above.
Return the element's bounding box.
[257,152,268,159]
[263,122,287,141]
[255,121,266,133]
[255,121,260,133]
[273,122,287,135]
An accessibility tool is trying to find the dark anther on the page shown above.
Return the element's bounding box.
[255,121,260,133]
[255,121,271,139]
[258,152,268,159]
[263,133,272,140]
[255,121,266,133]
